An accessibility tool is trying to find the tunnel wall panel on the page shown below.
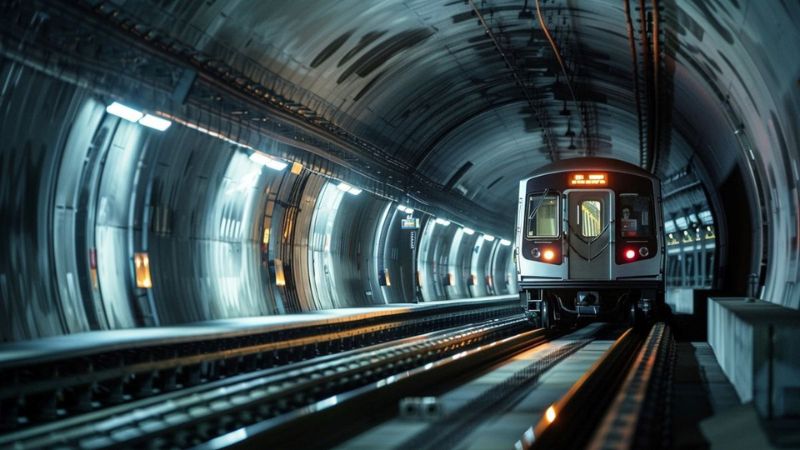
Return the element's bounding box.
[327,192,387,307]
[379,208,418,303]
[446,229,470,300]
[0,60,99,340]
[285,173,325,312]
[144,127,275,324]
[670,0,800,307]
[469,237,492,298]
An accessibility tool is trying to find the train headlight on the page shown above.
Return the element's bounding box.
[532,248,541,259]
[624,248,637,261]
[639,246,649,257]
[543,249,556,261]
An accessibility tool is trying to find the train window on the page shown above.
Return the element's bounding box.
[618,194,652,238]
[579,200,602,237]
[526,193,559,238]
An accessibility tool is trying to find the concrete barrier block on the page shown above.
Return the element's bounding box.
[708,298,800,419]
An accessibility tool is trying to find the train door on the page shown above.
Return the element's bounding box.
[566,190,613,279]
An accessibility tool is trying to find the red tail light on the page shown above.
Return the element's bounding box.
[624,248,636,261]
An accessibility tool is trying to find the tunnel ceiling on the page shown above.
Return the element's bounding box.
[1,0,797,304]
[108,0,701,221]
[100,0,800,227]
[0,0,799,345]
[9,0,793,228]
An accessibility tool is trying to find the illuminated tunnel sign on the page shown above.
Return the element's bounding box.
[401,218,420,230]
[569,172,608,186]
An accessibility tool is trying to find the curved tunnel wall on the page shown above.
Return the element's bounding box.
[108,0,800,309]
[0,57,514,342]
[446,228,470,300]
[377,207,417,304]
[415,219,514,302]
[1,62,96,340]
[5,0,798,344]
[146,134,275,325]
[417,220,450,301]
[664,1,800,306]
[306,182,388,309]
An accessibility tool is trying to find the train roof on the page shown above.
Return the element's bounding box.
[524,157,658,180]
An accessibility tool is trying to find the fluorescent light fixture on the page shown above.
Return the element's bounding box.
[263,159,288,171]
[500,239,511,246]
[336,182,362,195]
[462,227,475,235]
[138,114,172,131]
[249,151,288,171]
[483,234,495,242]
[106,102,143,122]
[397,205,415,214]
[435,218,451,226]
[676,217,688,229]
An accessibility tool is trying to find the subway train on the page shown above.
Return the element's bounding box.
[515,158,665,328]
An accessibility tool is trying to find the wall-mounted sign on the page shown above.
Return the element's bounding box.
[401,218,420,230]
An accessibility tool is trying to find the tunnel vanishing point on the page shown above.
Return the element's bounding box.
[1,1,800,448]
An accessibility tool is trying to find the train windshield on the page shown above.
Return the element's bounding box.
[526,193,559,238]
[618,193,653,238]
[580,200,602,237]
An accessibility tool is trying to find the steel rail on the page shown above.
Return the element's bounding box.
[397,334,595,450]
[0,299,519,431]
[3,317,532,449]
[587,322,673,449]
[198,320,547,449]
[519,325,646,450]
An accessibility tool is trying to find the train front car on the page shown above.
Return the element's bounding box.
[515,158,664,328]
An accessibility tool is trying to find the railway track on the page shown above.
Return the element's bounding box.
[0,298,519,432]
[1,315,535,449]
[524,322,674,450]
[1,306,674,449]
[330,322,674,450]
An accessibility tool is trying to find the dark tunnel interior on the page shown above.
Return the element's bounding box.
[0,0,797,345]
[1,1,800,448]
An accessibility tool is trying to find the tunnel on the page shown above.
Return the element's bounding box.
[0,0,798,448]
